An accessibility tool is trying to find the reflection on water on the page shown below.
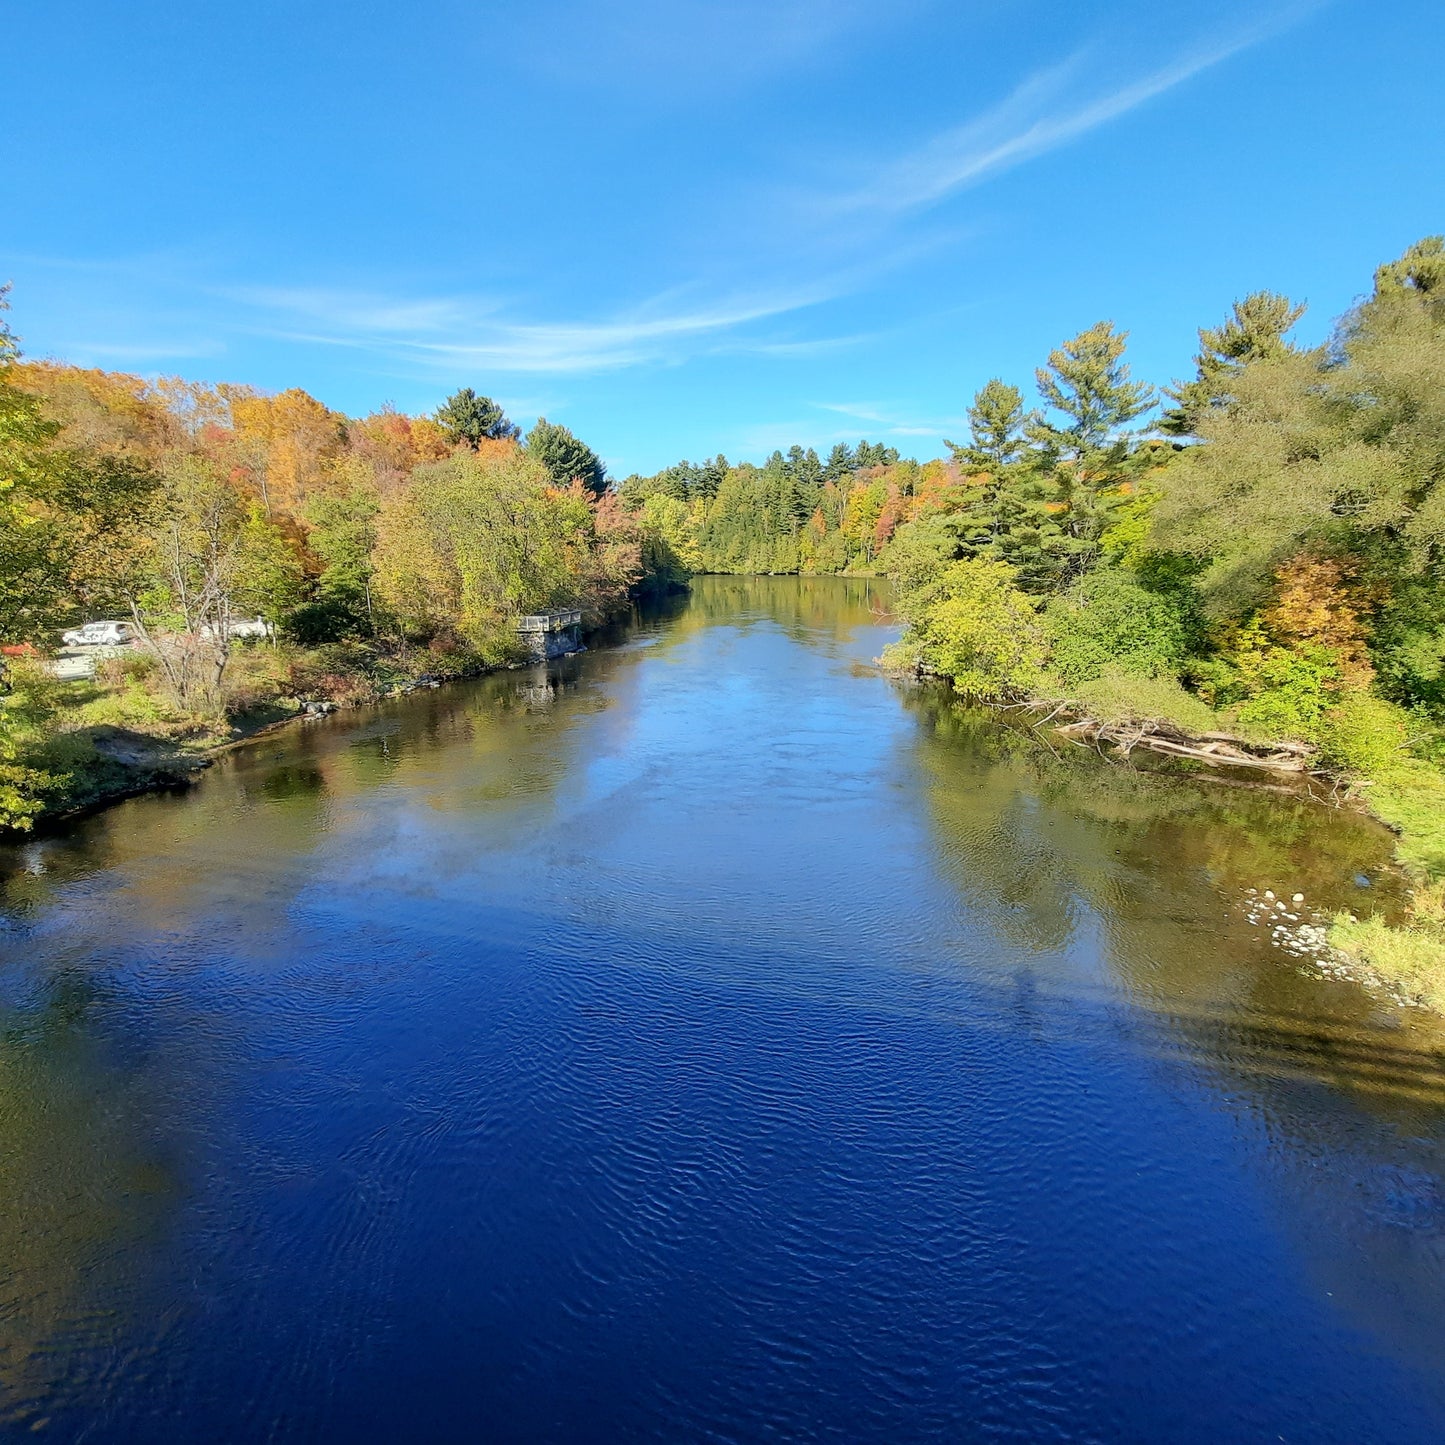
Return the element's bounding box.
[1,575,1443,1443]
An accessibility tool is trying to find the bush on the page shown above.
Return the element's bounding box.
[896,559,1047,699]
[93,649,159,688]
[222,646,290,716]
[285,595,371,645]
[284,643,380,706]
[881,514,962,594]
[1316,690,1410,776]
[0,660,66,830]
[1223,643,1341,741]
[1069,667,1220,733]
[1044,568,1191,686]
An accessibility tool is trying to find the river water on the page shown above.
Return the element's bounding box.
[2,575,1444,1443]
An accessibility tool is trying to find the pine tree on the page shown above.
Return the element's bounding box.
[1161,292,1306,435]
[947,379,1030,471]
[943,380,1068,591]
[436,388,520,447]
[1027,322,1154,574]
[823,442,855,481]
[524,418,607,496]
[1373,234,1445,306]
[854,439,897,469]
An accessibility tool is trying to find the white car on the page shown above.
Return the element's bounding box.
[61,620,135,648]
[200,616,275,641]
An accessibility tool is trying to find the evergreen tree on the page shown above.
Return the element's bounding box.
[1373,234,1445,309]
[1027,322,1155,574]
[943,380,1068,591]
[823,442,855,481]
[947,379,1031,471]
[1162,292,1306,435]
[859,440,899,468]
[436,388,520,447]
[524,417,607,497]
[690,455,727,501]
[785,444,822,486]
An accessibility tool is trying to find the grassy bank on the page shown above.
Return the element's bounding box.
[0,635,536,835]
[1325,763,1445,1010]
[1035,672,1445,1011]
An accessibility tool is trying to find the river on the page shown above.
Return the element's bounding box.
[2,575,1444,1443]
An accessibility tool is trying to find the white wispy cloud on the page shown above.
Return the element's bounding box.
[820,8,1316,220]
[2,246,860,377]
[237,281,849,375]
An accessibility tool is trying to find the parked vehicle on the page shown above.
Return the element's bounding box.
[199,616,275,641]
[60,620,135,648]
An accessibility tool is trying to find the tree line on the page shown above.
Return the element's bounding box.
[616,438,910,575]
[0,331,672,826]
[870,237,1445,1005]
[877,241,1445,754]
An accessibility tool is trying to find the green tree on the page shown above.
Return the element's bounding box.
[374,448,584,654]
[1372,234,1445,310]
[436,388,520,447]
[891,558,1047,699]
[1162,291,1306,435]
[1153,238,1445,621]
[948,379,1030,471]
[0,661,64,829]
[233,503,304,624]
[938,379,1069,590]
[524,417,607,497]
[823,442,855,481]
[854,440,900,468]
[291,483,382,640]
[0,290,65,643]
[1028,321,1155,574]
[1043,568,1191,686]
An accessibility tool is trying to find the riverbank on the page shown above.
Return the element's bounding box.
[969,679,1445,1014]
[0,633,590,839]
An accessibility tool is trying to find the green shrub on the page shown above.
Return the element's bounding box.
[1068,667,1220,733]
[1044,568,1190,685]
[285,595,371,645]
[222,646,291,716]
[93,650,159,688]
[0,660,66,830]
[896,559,1047,699]
[1227,644,1341,740]
[1316,690,1410,776]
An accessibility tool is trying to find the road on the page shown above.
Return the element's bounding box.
[49,646,132,681]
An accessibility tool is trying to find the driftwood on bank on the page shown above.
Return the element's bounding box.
[1007,703,1318,773]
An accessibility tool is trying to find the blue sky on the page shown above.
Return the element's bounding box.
[5,0,1443,476]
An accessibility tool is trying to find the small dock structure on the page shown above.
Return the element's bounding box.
[517,609,584,660]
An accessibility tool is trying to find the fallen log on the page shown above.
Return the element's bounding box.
[1022,705,1316,773]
